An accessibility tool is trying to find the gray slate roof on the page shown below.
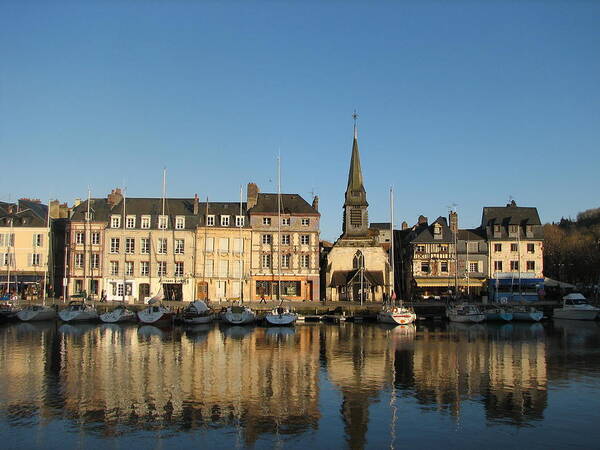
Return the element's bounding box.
[249,193,319,216]
[410,216,454,244]
[0,200,48,227]
[481,205,541,227]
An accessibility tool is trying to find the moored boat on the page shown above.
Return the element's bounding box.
[377,305,417,325]
[222,304,256,325]
[100,305,137,323]
[17,304,57,322]
[265,305,297,326]
[446,304,485,323]
[553,293,599,321]
[137,304,174,326]
[182,300,214,324]
[58,301,99,322]
[484,306,513,322]
[0,301,20,322]
[511,305,543,322]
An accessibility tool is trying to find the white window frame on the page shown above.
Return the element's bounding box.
[175,216,185,230]
[126,261,134,276]
[157,261,167,277]
[221,215,230,227]
[110,261,119,276]
[75,232,84,245]
[263,217,271,226]
[175,239,185,254]
[206,237,214,252]
[91,232,100,245]
[157,238,167,254]
[175,261,184,277]
[141,238,150,254]
[301,218,310,226]
[282,217,290,226]
[300,254,310,268]
[74,253,84,269]
[91,253,100,270]
[110,238,120,254]
[125,238,135,254]
[33,234,43,247]
[158,215,168,230]
[262,254,271,268]
[141,216,151,229]
[235,216,245,227]
[262,234,272,245]
[300,235,310,245]
[31,253,41,266]
[206,215,215,226]
[205,259,214,277]
[281,254,290,269]
[468,262,479,273]
[126,215,136,229]
[140,261,149,276]
[111,216,121,229]
[281,234,291,245]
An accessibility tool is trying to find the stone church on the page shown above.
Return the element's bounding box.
[325,123,393,302]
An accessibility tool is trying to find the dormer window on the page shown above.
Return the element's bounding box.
[493,224,501,236]
[141,215,150,229]
[111,216,121,228]
[263,217,271,226]
[433,224,442,239]
[84,211,93,221]
[235,216,245,227]
[221,215,230,227]
[526,225,533,237]
[206,215,215,226]
[126,215,136,229]
[175,216,185,230]
[509,225,518,237]
[158,215,168,230]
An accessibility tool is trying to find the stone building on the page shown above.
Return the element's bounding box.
[247,183,320,301]
[482,201,544,302]
[325,123,392,302]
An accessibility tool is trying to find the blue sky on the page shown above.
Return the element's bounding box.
[1,1,599,241]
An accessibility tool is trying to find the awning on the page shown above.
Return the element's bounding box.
[544,277,576,289]
[330,270,385,287]
[415,278,485,288]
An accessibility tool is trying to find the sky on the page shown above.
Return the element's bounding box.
[1,1,599,241]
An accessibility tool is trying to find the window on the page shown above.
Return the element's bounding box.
[220,238,229,252]
[158,215,168,229]
[175,261,184,277]
[438,244,448,252]
[141,216,151,229]
[157,261,167,277]
[84,211,92,221]
[416,245,425,253]
[110,261,119,276]
[493,224,501,235]
[2,253,14,266]
[233,260,243,278]
[509,225,518,236]
[110,238,120,253]
[301,218,310,226]
[157,238,167,254]
[511,243,518,252]
[140,261,149,276]
[206,237,214,252]
[205,259,214,277]
[300,254,310,268]
[282,217,290,226]
[433,224,441,235]
[494,243,502,252]
[263,217,272,225]
[111,216,121,228]
[494,261,503,271]
[75,232,84,245]
[126,215,136,228]
[300,235,310,245]
[467,242,478,253]
[126,261,134,276]
[527,261,535,271]
[235,216,245,227]
[74,253,83,269]
[421,262,430,273]
[206,215,215,226]
[233,238,244,254]
[510,261,519,271]
[175,239,184,254]
[91,253,100,269]
[281,254,291,269]
[262,234,272,245]
[125,238,135,254]
[0,233,15,247]
[469,262,479,272]
[33,234,43,247]
[527,243,535,253]
[441,261,448,272]
[30,253,41,266]
[221,215,230,227]
[281,234,291,245]
[91,232,100,245]
[219,260,229,277]
[526,225,533,236]
[175,216,185,230]
[262,254,271,268]
[141,238,150,254]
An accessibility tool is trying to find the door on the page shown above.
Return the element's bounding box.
[306,281,313,301]
[139,283,150,303]
[216,281,226,300]
[197,282,208,300]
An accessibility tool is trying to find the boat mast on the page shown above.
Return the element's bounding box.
[389,186,395,307]
[42,196,51,303]
[466,237,470,298]
[84,187,91,298]
[6,215,13,297]
[239,185,243,303]
[202,198,208,286]
[453,207,458,300]
[518,222,522,300]
[122,186,126,303]
[277,153,282,303]
[160,168,166,292]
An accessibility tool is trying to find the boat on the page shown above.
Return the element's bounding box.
[511,305,543,322]
[58,301,99,322]
[137,303,174,326]
[446,303,485,323]
[484,306,513,322]
[0,301,20,322]
[17,304,57,322]
[222,304,256,325]
[265,305,298,326]
[182,300,214,324]
[553,293,600,321]
[100,305,137,323]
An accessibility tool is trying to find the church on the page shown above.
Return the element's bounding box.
[325,120,393,302]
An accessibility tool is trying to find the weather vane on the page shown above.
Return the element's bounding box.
[352,109,359,125]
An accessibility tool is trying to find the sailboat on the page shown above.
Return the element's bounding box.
[58,300,99,322]
[264,155,297,326]
[182,300,215,324]
[17,304,57,322]
[100,305,137,323]
[377,187,416,326]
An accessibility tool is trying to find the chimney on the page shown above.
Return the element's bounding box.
[401,221,408,230]
[247,183,259,209]
[312,195,319,212]
[193,193,199,215]
[418,215,428,225]
[449,211,458,234]
[107,188,123,208]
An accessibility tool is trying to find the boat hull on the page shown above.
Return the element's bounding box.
[485,312,513,322]
[137,311,174,325]
[512,311,543,322]
[183,314,214,325]
[553,309,599,321]
[377,311,416,325]
[265,313,297,326]
[447,313,485,323]
[100,310,137,323]
[58,310,99,322]
[17,307,57,322]
[222,312,255,325]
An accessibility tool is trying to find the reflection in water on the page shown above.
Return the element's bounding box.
[0,321,599,448]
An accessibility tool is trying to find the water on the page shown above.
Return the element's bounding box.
[1,320,600,449]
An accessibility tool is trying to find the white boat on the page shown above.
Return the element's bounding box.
[222,304,256,325]
[446,304,485,323]
[484,306,513,322]
[100,305,137,323]
[553,293,600,321]
[511,305,543,322]
[0,302,20,322]
[17,304,57,322]
[265,305,297,326]
[58,301,99,322]
[182,300,214,324]
[137,304,174,326]
[377,305,417,325]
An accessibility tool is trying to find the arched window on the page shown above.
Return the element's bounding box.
[353,251,364,270]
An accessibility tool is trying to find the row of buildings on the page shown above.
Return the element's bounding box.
[1,123,544,303]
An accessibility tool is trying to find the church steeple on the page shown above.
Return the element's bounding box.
[343,111,369,237]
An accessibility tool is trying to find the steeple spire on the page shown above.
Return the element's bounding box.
[343,111,369,237]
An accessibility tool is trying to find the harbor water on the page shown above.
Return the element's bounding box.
[1,320,599,449]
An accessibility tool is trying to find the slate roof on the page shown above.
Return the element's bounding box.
[0,200,48,227]
[457,228,486,241]
[344,131,368,207]
[370,222,391,230]
[410,216,454,244]
[249,193,319,216]
[481,204,541,227]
